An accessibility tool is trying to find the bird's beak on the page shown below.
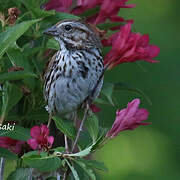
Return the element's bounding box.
[43,26,59,36]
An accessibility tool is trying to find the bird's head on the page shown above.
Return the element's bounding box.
[43,19,102,50]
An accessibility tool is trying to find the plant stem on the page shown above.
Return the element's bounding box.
[64,135,69,153]
[72,104,89,152]
[0,157,5,180]
[47,115,51,127]
[63,171,67,180]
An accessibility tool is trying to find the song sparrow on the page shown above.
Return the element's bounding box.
[43,19,104,118]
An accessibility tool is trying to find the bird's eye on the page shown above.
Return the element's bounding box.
[64,25,72,31]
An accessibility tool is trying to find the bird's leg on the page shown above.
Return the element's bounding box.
[72,103,89,152]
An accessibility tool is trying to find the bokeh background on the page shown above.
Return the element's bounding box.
[95,0,180,179]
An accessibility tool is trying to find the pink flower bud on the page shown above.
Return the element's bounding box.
[106,99,150,138]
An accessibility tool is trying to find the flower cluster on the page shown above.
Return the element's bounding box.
[45,0,134,25]
[45,0,159,69]
[27,124,54,151]
[106,99,150,138]
[103,23,160,69]
[0,137,24,154]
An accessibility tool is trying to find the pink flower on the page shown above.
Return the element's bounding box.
[0,137,24,154]
[27,124,54,151]
[45,0,72,12]
[44,0,134,25]
[103,23,160,69]
[106,99,150,138]
[92,0,135,25]
[72,0,102,15]
[90,104,101,113]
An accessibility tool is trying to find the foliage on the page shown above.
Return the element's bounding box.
[0,0,158,179]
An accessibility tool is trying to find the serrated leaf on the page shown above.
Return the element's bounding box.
[114,82,152,105]
[85,113,99,141]
[7,168,31,180]
[0,148,18,160]
[0,71,37,83]
[23,151,61,172]
[101,82,114,106]
[53,116,76,140]
[0,19,40,58]
[0,82,23,121]
[78,159,108,172]
[0,125,30,141]
[65,159,80,180]
[73,159,96,180]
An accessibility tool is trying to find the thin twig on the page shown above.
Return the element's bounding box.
[47,115,51,127]
[0,158,5,180]
[64,135,69,153]
[72,104,89,152]
[63,171,67,180]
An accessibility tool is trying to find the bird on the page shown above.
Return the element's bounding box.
[43,19,104,119]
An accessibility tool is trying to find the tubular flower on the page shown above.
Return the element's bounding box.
[103,23,160,69]
[45,0,134,24]
[27,124,54,151]
[106,99,150,138]
[45,0,72,12]
[0,137,24,154]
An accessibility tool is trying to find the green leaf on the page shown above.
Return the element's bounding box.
[65,159,80,180]
[21,0,55,18]
[68,145,93,157]
[7,48,34,72]
[79,7,100,18]
[7,168,32,180]
[0,71,37,83]
[101,82,114,106]
[114,82,152,105]
[0,19,40,58]
[0,125,30,141]
[77,159,108,172]
[23,151,61,172]
[46,38,59,50]
[0,148,18,160]
[44,12,79,24]
[91,130,107,152]
[53,116,76,140]
[73,159,96,180]
[78,131,92,150]
[52,147,66,153]
[97,22,123,30]
[85,112,99,142]
[0,82,23,121]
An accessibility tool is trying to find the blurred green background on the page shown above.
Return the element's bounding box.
[96,0,180,179]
